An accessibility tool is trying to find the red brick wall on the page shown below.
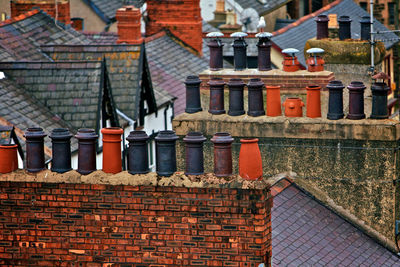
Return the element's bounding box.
[199,70,335,93]
[0,181,272,266]
[116,6,143,44]
[146,0,202,55]
[11,0,71,25]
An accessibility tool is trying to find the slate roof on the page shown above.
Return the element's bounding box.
[41,44,151,119]
[271,0,399,66]
[0,78,79,155]
[83,31,118,45]
[234,0,291,16]
[202,20,219,33]
[145,33,210,115]
[271,179,400,266]
[0,9,90,61]
[82,0,145,23]
[0,61,104,131]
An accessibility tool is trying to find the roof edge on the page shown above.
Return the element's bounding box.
[293,178,399,254]
[272,0,343,36]
[0,9,40,27]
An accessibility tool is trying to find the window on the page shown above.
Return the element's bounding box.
[1,12,7,22]
[388,2,395,25]
[359,2,367,11]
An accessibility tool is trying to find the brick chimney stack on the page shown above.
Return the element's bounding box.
[146,0,203,56]
[10,0,71,24]
[116,6,143,44]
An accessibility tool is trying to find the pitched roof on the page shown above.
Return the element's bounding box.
[145,33,210,115]
[0,78,79,155]
[41,44,151,119]
[271,179,400,266]
[235,0,291,16]
[271,0,399,66]
[0,9,90,61]
[0,61,104,131]
[82,0,145,23]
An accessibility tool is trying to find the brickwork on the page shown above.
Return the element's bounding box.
[0,179,272,266]
[146,0,202,55]
[10,0,70,25]
[199,69,335,93]
[116,6,143,44]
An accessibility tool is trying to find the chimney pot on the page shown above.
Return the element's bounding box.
[49,128,73,173]
[155,130,179,177]
[315,14,329,39]
[370,82,390,119]
[231,32,248,70]
[185,76,203,114]
[247,78,265,117]
[360,16,371,41]
[75,128,98,175]
[207,32,225,70]
[24,127,47,173]
[208,78,226,115]
[211,132,234,177]
[183,132,207,176]
[228,78,245,116]
[338,15,352,40]
[327,80,345,120]
[126,131,150,174]
[256,32,273,71]
[347,81,366,119]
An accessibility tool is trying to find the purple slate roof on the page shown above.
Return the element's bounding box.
[0,9,90,61]
[272,183,400,266]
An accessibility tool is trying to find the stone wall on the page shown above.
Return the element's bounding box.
[0,170,272,266]
[173,112,400,247]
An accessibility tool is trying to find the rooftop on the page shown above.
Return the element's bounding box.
[271,0,399,66]
[271,178,400,266]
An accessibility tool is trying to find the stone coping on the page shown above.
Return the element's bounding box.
[199,68,334,77]
[0,169,270,190]
[173,111,400,141]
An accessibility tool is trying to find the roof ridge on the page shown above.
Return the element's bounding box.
[0,9,40,27]
[144,31,167,43]
[272,0,343,36]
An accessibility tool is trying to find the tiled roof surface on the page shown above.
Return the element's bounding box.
[0,62,103,131]
[41,45,144,119]
[83,0,145,23]
[145,34,210,115]
[0,78,79,154]
[202,20,219,33]
[0,46,16,61]
[272,181,400,266]
[235,0,291,15]
[271,0,399,66]
[83,31,118,45]
[0,10,90,61]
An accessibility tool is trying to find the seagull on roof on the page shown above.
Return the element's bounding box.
[257,17,266,32]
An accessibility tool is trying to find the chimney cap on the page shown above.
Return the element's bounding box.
[282,48,299,55]
[207,32,224,38]
[306,47,324,54]
[230,32,248,38]
[255,32,272,38]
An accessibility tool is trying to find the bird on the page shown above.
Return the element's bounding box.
[257,17,266,32]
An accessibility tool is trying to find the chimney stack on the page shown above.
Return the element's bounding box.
[10,0,71,25]
[116,6,143,45]
[146,0,203,55]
